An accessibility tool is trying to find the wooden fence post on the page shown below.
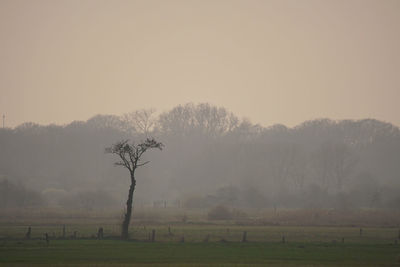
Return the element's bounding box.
[62,225,66,239]
[97,227,104,239]
[25,227,31,239]
[241,231,247,242]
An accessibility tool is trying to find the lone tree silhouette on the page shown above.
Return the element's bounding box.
[106,138,163,240]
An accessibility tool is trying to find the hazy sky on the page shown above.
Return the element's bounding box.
[1,0,399,128]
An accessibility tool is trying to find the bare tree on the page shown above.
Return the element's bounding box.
[123,109,157,136]
[313,142,356,193]
[106,138,163,240]
[157,103,239,137]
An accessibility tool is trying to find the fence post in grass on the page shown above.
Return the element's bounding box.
[359,228,363,236]
[25,226,31,240]
[241,231,247,242]
[180,235,185,243]
[45,233,49,246]
[182,214,187,223]
[62,225,66,239]
[168,226,172,236]
[342,237,344,243]
[151,229,156,242]
[282,235,285,243]
[97,227,104,239]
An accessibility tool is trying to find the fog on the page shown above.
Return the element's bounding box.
[1,103,399,213]
[1,0,400,128]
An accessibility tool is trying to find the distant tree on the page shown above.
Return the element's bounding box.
[122,109,157,136]
[0,179,44,208]
[157,103,239,138]
[106,138,163,240]
[86,114,127,130]
[313,142,356,193]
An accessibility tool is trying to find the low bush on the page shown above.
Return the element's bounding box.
[208,205,232,220]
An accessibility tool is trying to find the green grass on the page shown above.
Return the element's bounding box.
[1,224,400,266]
[0,240,399,266]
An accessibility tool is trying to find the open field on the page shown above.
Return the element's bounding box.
[1,223,400,266]
[1,239,399,266]
[2,207,400,226]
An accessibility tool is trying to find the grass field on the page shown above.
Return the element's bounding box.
[1,223,400,266]
[1,239,399,266]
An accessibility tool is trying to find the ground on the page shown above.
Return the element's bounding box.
[1,223,399,266]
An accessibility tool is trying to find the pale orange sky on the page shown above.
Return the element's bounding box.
[0,0,399,128]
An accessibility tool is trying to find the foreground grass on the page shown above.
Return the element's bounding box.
[1,224,399,266]
[0,239,399,266]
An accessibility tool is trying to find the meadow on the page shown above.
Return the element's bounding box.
[1,208,400,266]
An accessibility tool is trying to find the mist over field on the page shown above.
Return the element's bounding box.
[2,1,400,265]
[1,103,399,216]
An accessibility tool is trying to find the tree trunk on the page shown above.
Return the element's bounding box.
[121,173,136,240]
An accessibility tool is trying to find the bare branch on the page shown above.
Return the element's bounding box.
[122,108,157,136]
[106,138,163,174]
[136,161,150,167]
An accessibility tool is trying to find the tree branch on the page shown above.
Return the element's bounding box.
[136,161,150,167]
[106,138,163,174]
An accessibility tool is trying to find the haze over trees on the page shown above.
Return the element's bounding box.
[0,103,400,211]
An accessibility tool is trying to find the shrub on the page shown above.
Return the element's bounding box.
[0,179,44,208]
[207,205,232,220]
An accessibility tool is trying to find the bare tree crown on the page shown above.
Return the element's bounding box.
[105,138,163,173]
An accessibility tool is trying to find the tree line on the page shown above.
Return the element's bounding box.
[0,103,399,210]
